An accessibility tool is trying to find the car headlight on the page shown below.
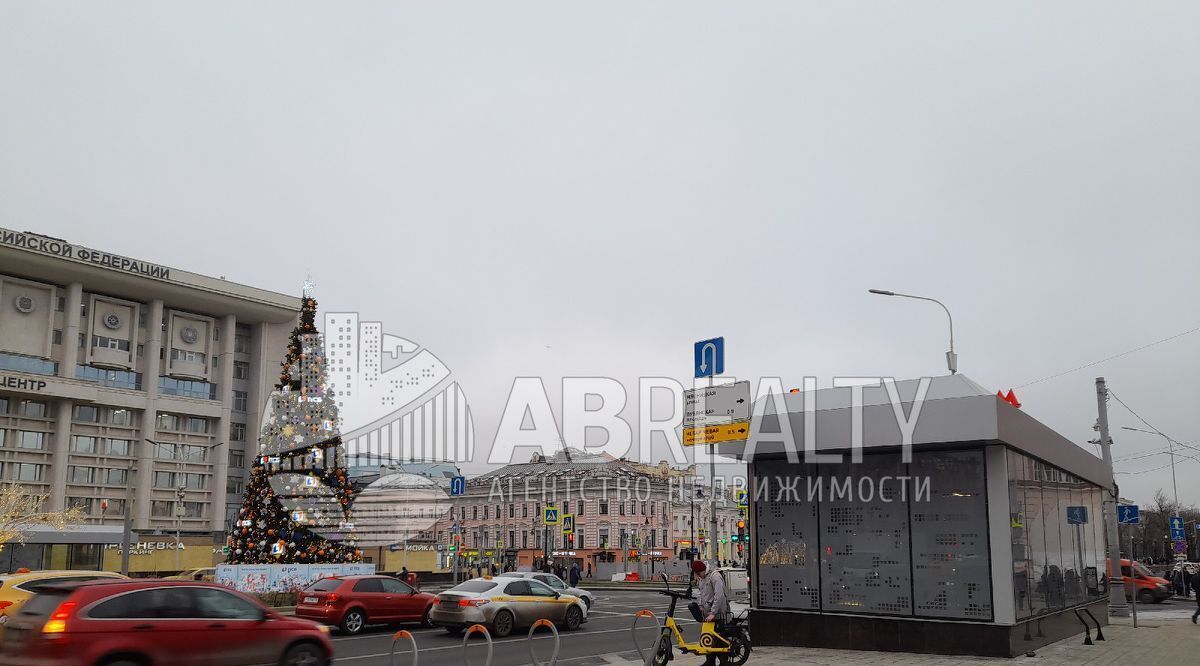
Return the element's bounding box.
[1156,583,1169,589]
[317,624,331,634]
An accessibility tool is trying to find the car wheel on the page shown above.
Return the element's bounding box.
[444,625,464,636]
[421,606,434,627]
[1137,589,1156,605]
[281,642,327,666]
[491,609,515,638]
[340,609,366,635]
[563,605,583,631]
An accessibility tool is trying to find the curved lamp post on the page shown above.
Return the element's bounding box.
[868,289,957,374]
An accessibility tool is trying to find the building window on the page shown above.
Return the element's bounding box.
[229,450,245,468]
[104,468,127,485]
[52,329,63,345]
[185,417,209,434]
[472,506,478,520]
[0,397,7,414]
[17,431,46,450]
[151,501,173,518]
[232,391,248,413]
[170,348,206,364]
[154,471,175,488]
[109,409,133,426]
[103,498,125,515]
[600,500,608,515]
[15,463,45,482]
[105,439,131,456]
[234,333,250,354]
[18,400,48,418]
[233,361,250,380]
[182,501,205,518]
[522,504,528,518]
[483,506,488,520]
[66,496,93,513]
[227,479,244,495]
[230,422,247,442]
[76,366,142,390]
[68,463,96,484]
[578,500,584,516]
[508,504,514,518]
[156,413,179,431]
[92,335,131,351]
[70,436,98,454]
[159,377,216,400]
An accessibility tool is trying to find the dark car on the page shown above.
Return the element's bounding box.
[0,579,332,666]
[295,575,436,635]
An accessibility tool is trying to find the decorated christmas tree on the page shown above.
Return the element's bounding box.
[226,285,361,564]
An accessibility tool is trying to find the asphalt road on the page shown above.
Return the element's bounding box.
[328,589,710,666]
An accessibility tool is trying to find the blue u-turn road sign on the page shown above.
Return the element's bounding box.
[1117,505,1139,524]
[450,476,466,496]
[694,337,725,378]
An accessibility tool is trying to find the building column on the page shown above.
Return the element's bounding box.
[136,299,164,529]
[58,283,83,378]
[211,314,236,536]
[48,398,74,512]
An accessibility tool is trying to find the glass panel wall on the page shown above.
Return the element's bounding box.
[910,450,991,620]
[1008,450,1105,619]
[818,453,912,616]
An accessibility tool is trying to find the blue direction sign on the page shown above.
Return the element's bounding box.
[1117,505,1140,524]
[1170,516,1186,540]
[694,337,725,378]
[450,476,466,496]
[1066,506,1088,525]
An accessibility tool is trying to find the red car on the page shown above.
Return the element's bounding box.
[295,575,435,635]
[0,579,332,666]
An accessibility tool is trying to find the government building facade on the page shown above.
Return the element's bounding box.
[0,228,299,572]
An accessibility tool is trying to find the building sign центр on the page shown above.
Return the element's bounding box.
[0,376,48,392]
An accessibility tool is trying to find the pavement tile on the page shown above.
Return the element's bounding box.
[601,616,1200,665]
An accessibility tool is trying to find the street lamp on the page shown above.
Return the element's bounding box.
[868,289,957,374]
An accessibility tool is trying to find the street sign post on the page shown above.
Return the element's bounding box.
[693,337,725,378]
[1066,506,1089,524]
[1117,505,1140,524]
[450,476,466,496]
[561,514,575,534]
[543,507,560,525]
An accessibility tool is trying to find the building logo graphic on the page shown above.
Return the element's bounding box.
[322,312,475,465]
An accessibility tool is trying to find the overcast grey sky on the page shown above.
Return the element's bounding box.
[2,3,1197,506]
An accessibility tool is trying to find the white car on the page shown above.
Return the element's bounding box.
[504,571,595,610]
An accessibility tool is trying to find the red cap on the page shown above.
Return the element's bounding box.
[691,560,707,574]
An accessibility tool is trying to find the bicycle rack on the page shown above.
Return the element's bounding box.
[527,618,560,666]
[631,609,664,666]
[390,629,418,666]
[1073,610,1093,645]
[1083,608,1105,641]
[462,624,493,666]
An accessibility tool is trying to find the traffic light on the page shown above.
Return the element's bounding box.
[736,519,746,547]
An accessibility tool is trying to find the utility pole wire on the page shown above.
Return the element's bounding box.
[1016,325,1200,388]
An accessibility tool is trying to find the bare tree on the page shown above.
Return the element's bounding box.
[0,484,84,548]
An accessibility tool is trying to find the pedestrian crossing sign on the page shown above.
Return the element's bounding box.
[543,507,560,525]
[562,514,575,534]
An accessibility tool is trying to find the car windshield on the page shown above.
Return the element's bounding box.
[1134,562,1155,578]
[450,581,497,593]
[20,591,70,619]
[306,578,342,592]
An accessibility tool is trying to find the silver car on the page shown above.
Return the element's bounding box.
[504,571,595,610]
[429,576,588,638]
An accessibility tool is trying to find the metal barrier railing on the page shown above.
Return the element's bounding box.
[527,618,560,666]
[390,629,418,666]
[462,624,493,666]
[631,609,664,666]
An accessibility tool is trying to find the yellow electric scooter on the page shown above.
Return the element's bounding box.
[651,574,750,666]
